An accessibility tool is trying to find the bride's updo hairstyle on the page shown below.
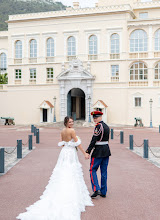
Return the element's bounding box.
[64,116,73,127]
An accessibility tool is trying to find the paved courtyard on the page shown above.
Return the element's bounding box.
[0,124,160,220]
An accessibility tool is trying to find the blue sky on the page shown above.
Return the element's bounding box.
[56,0,98,8]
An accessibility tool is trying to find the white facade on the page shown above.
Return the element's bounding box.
[0,0,160,126]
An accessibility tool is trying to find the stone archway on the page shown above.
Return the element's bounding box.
[57,59,95,121]
[67,88,85,120]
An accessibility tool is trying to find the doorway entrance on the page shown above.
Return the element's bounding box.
[43,109,47,122]
[67,88,85,120]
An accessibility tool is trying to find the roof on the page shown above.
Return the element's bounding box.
[93,100,108,108]
[40,100,54,108]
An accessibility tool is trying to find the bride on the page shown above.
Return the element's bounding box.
[16,116,94,220]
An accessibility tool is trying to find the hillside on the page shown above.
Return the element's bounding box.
[0,0,66,31]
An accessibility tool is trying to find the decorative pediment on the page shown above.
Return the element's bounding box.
[40,100,54,109]
[57,59,95,81]
[93,100,108,109]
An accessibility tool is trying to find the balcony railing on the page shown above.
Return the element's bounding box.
[29,58,37,63]
[67,56,76,61]
[14,59,22,64]
[110,54,120,59]
[46,57,54,62]
[111,77,119,82]
[129,81,148,87]
[88,55,98,60]
[129,53,148,59]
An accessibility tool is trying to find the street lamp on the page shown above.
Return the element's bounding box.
[88,96,91,123]
[149,98,153,128]
[53,96,56,122]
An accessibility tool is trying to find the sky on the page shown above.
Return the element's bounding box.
[56,0,98,8]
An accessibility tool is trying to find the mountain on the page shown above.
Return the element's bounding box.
[0,0,66,31]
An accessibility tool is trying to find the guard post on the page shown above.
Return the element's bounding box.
[29,135,32,150]
[129,135,133,150]
[36,129,39,144]
[120,131,124,144]
[31,125,34,133]
[34,126,36,136]
[111,128,114,140]
[143,139,148,159]
[17,140,22,159]
[0,148,4,173]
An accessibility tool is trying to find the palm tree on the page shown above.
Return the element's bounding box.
[0,73,8,84]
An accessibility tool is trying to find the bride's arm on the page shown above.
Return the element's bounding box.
[71,129,88,157]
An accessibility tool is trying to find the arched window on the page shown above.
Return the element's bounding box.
[89,35,97,55]
[155,29,160,51]
[0,53,7,70]
[47,38,54,57]
[30,39,37,58]
[155,62,160,80]
[15,40,22,59]
[130,30,147,52]
[111,34,119,54]
[67,36,76,56]
[130,62,148,80]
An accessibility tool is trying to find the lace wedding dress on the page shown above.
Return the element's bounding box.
[16,137,93,220]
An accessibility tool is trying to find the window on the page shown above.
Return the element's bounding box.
[67,36,76,56]
[30,39,37,58]
[111,65,119,80]
[30,69,36,79]
[15,69,21,79]
[135,97,142,107]
[15,41,22,58]
[0,53,7,70]
[155,29,160,51]
[139,12,148,19]
[47,68,54,79]
[89,35,97,55]
[47,38,54,57]
[130,62,148,80]
[130,30,147,52]
[154,63,160,80]
[111,34,119,54]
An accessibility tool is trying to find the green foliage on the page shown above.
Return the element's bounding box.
[0,73,8,84]
[0,0,66,31]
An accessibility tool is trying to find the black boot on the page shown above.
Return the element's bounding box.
[91,190,100,198]
[99,192,106,198]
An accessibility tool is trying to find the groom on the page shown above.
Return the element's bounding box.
[85,111,111,198]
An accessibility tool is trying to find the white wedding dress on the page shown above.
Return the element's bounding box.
[16,137,93,220]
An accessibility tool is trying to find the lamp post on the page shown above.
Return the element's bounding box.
[149,98,153,128]
[53,96,56,122]
[88,96,91,123]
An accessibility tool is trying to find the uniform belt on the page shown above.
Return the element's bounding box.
[95,141,108,145]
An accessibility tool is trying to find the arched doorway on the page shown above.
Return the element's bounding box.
[67,88,85,120]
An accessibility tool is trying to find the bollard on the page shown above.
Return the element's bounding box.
[0,148,5,173]
[129,135,133,150]
[111,129,114,140]
[29,135,32,150]
[159,125,160,133]
[34,126,37,136]
[31,125,34,133]
[143,139,148,159]
[36,129,39,144]
[120,131,124,144]
[17,140,22,159]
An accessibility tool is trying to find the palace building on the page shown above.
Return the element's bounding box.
[0,0,160,126]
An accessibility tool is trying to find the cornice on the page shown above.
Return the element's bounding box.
[128,17,160,28]
[7,4,135,23]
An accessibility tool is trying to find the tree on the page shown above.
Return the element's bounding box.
[0,73,8,84]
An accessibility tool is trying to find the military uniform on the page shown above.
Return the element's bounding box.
[86,111,111,196]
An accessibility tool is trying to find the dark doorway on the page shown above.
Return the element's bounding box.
[67,88,85,120]
[43,109,47,122]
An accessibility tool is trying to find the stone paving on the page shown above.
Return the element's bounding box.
[0,146,36,176]
[130,147,160,168]
[0,124,160,220]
